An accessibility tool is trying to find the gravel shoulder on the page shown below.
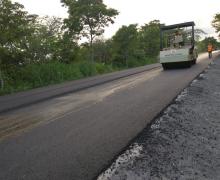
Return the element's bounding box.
[98,58,220,180]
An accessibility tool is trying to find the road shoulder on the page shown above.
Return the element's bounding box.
[98,57,220,180]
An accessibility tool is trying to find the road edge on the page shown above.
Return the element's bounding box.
[0,63,160,113]
[93,53,220,180]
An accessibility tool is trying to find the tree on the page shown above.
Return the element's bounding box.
[61,0,119,62]
[112,24,142,67]
[139,20,160,58]
[194,29,207,41]
[212,13,220,38]
[57,33,79,63]
[197,37,220,52]
[0,0,37,65]
[24,16,64,63]
[92,38,113,64]
[0,0,37,89]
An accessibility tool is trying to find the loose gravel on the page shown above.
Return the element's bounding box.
[98,59,220,180]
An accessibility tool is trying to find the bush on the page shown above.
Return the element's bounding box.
[0,56,157,96]
[95,63,113,74]
[79,62,97,77]
[1,62,84,95]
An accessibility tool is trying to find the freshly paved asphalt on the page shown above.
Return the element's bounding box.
[0,53,219,180]
[0,64,160,113]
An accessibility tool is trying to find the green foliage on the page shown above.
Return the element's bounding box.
[57,33,79,64]
[1,61,116,95]
[0,0,37,66]
[212,13,220,38]
[197,37,220,53]
[0,0,160,95]
[25,16,64,63]
[61,0,119,61]
[0,0,36,91]
[79,62,97,76]
[93,39,113,64]
[194,29,207,41]
[3,63,81,90]
[139,20,160,57]
[111,22,160,68]
[95,63,113,74]
[112,24,140,67]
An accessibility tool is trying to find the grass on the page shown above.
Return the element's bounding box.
[0,57,157,96]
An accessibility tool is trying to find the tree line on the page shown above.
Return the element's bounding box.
[0,0,220,95]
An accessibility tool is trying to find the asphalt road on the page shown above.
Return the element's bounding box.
[0,53,218,180]
[98,56,220,180]
[0,63,159,113]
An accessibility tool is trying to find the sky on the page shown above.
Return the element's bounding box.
[13,0,220,39]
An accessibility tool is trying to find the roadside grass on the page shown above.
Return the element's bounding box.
[0,58,157,96]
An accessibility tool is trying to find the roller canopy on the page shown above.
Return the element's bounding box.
[161,22,195,31]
